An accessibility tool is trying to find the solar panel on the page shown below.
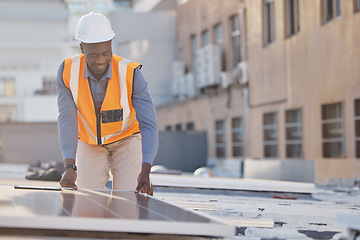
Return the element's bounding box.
[0,185,235,238]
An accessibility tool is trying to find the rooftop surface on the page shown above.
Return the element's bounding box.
[0,163,359,240]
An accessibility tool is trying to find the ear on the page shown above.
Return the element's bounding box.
[80,43,84,54]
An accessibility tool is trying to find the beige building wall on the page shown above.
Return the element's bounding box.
[176,0,245,71]
[246,0,360,183]
[159,0,247,162]
[156,0,360,184]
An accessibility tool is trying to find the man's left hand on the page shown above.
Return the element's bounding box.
[135,163,152,195]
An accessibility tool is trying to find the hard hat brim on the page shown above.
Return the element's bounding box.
[75,32,115,43]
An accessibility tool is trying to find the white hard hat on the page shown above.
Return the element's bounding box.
[75,12,115,43]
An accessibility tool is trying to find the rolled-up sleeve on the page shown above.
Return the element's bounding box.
[56,62,78,160]
[132,68,159,165]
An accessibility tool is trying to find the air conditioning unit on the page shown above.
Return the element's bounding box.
[178,75,187,100]
[204,44,221,87]
[220,71,232,89]
[185,72,196,98]
[238,62,248,84]
[232,62,248,84]
[171,61,185,97]
[195,48,206,89]
[171,76,179,97]
[194,45,222,91]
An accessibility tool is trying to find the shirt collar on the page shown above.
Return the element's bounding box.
[84,63,112,81]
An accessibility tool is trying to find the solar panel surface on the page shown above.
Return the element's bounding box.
[0,185,235,238]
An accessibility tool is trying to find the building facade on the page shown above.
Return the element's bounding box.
[0,0,173,125]
[0,0,70,123]
[0,0,176,163]
[156,0,360,184]
[0,0,118,123]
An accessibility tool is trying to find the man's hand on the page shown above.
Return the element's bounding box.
[135,163,152,195]
[60,168,77,189]
[60,159,77,190]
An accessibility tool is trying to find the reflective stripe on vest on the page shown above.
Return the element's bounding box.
[62,54,140,145]
[100,58,136,143]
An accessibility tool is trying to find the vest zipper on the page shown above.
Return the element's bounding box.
[96,113,102,145]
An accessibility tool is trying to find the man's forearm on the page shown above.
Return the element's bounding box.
[56,62,79,161]
[132,69,159,165]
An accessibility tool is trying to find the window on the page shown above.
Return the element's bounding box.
[0,78,15,97]
[322,102,345,158]
[0,135,3,162]
[67,2,86,13]
[113,0,132,8]
[285,109,303,158]
[230,14,241,69]
[355,99,360,158]
[215,119,226,158]
[355,0,360,12]
[0,135,3,161]
[322,0,341,23]
[202,30,209,47]
[0,104,16,122]
[94,2,108,11]
[214,23,226,72]
[191,34,198,80]
[263,0,276,45]
[165,125,172,131]
[175,124,182,131]
[186,122,195,131]
[232,117,244,157]
[263,112,278,157]
[43,77,56,94]
[34,77,56,95]
[285,0,300,37]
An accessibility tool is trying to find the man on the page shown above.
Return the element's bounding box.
[56,12,158,194]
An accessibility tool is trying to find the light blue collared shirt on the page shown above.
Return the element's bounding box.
[56,59,158,165]
[84,62,111,115]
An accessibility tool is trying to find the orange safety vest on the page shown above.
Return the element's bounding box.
[62,54,140,145]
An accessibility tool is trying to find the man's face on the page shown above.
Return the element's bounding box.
[80,40,112,80]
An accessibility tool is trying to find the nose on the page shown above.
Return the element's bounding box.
[95,55,107,65]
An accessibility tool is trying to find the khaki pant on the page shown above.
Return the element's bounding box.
[75,134,142,191]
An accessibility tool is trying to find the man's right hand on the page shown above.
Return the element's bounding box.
[60,168,77,189]
[60,158,78,189]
